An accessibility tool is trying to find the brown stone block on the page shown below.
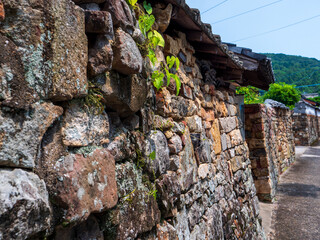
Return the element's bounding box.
[153,4,172,33]
[253,168,269,177]
[112,28,143,75]
[251,159,258,169]
[248,139,266,149]
[230,156,243,173]
[85,10,113,34]
[163,34,181,56]
[103,0,134,31]
[229,129,243,147]
[244,104,262,114]
[200,108,215,122]
[45,149,118,222]
[260,157,269,168]
[88,35,113,76]
[181,83,193,99]
[94,72,147,118]
[1,0,88,105]
[255,131,265,139]
[0,0,4,21]
[219,101,229,117]
[208,119,221,154]
[0,102,63,168]
[254,179,272,194]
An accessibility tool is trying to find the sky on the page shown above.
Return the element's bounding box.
[185,0,320,60]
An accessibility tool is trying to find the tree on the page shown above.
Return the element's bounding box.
[236,86,263,104]
[262,82,301,109]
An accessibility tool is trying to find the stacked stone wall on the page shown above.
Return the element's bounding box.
[245,103,295,202]
[0,0,266,239]
[293,114,319,146]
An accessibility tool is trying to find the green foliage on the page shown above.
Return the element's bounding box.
[122,188,136,204]
[148,30,165,48]
[166,56,180,70]
[135,148,146,169]
[143,0,152,14]
[147,49,157,66]
[264,53,320,94]
[148,150,156,160]
[152,71,164,91]
[262,82,301,109]
[127,0,138,7]
[62,221,71,228]
[236,86,263,104]
[130,0,181,95]
[83,82,105,115]
[164,56,181,95]
[147,185,157,201]
[308,96,320,103]
[139,14,155,36]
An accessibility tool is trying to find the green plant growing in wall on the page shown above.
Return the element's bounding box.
[147,184,157,201]
[83,82,105,115]
[236,86,263,104]
[126,0,181,95]
[135,148,146,169]
[121,188,136,204]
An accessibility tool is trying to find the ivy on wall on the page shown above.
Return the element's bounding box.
[127,0,181,95]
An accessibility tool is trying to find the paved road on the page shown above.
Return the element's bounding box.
[271,144,320,240]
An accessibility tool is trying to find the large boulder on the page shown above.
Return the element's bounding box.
[93,71,147,117]
[0,0,88,107]
[44,149,118,222]
[88,34,114,77]
[153,4,173,33]
[0,102,63,168]
[156,171,181,218]
[85,10,113,34]
[178,128,198,191]
[103,162,161,239]
[103,0,134,31]
[112,29,143,75]
[145,130,170,178]
[0,169,51,239]
[62,101,110,147]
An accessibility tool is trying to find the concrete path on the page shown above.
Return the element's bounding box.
[269,144,320,239]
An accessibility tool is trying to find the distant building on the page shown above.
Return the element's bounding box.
[302,93,319,99]
[293,97,320,145]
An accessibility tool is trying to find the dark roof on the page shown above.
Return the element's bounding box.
[301,96,320,107]
[225,43,275,90]
[161,0,275,90]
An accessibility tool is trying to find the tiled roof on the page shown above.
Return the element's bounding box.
[162,0,275,90]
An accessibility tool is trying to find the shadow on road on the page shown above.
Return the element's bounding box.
[277,183,320,198]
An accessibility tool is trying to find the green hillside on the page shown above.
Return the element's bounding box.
[263,53,320,94]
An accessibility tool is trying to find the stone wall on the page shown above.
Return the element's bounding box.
[293,114,319,146]
[0,0,266,239]
[245,100,295,202]
[293,100,320,146]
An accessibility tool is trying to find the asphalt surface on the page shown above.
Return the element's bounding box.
[271,144,320,240]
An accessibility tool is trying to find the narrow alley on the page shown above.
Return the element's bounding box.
[270,144,320,239]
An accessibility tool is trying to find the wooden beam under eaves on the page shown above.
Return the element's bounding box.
[211,62,227,70]
[184,30,219,45]
[191,42,225,56]
[218,68,243,82]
